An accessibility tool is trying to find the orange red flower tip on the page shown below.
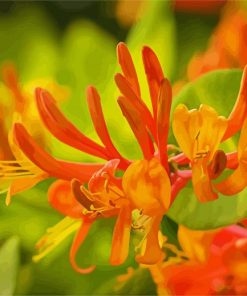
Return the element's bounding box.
[142,46,165,120]
[13,123,104,182]
[117,42,140,97]
[35,87,109,160]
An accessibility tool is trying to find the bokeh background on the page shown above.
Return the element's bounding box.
[0,0,246,295]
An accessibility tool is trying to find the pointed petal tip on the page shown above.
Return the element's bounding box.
[117,41,127,52]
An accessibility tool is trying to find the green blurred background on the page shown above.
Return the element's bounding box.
[0,1,233,294]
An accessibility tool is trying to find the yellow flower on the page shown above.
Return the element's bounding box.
[172,104,227,201]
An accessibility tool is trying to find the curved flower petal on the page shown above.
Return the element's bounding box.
[110,204,132,265]
[142,46,164,119]
[118,96,154,159]
[157,79,172,172]
[6,173,48,205]
[49,179,84,219]
[69,219,96,274]
[14,123,104,182]
[115,73,156,140]
[36,88,108,159]
[223,66,247,140]
[117,42,140,97]
[86,86,127,166]
[215,119,247,195]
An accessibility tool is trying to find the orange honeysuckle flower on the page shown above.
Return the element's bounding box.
[12,43,188,271]
[187,4,247,80]
[12,42,247,272]
[158,225,247,295]
[34,159,131,273]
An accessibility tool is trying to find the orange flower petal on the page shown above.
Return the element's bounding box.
[223,66,247,140]
[123,158,171,215]
[14,123,104,182]
[115,73,156,140]
[6,173,48,206]
[142,46,164,119]
[214,163,247,195]
[117,42,140,97]
[36,88,108,159]
[110,204,132,265]
[136,215,164,265]
[215,118,247,195]
[49,179,84,219]
[69,220,96,274]
[88,159,120,192]
[157,79,172,172]
[118,96,154,159]
[86,86,122,157]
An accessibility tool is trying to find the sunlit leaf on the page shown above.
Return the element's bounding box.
[0,237,20,295]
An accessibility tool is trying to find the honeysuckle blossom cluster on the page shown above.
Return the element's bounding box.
[2,42,247,279]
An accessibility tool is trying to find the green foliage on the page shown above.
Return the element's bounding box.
[0,237,20,295]
[168,69,247,229]
[95,267,157,295]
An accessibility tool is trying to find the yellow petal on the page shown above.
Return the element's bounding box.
[178,225,217,263]
[192,159,218,202]
[172,104,193,158]
[6,173,48,205]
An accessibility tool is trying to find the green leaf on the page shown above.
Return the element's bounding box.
[127,1,176,80]
[0,5,59,81]
[0,237,20,295]
[94,267,157,295]
[168,69,247,229]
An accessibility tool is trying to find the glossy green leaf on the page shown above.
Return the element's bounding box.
[168,69,247,229]
[0,237,20,295]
